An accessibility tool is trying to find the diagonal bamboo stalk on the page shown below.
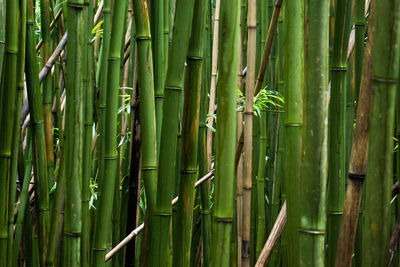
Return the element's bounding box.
[105,171,214,262]
[255,201,287,267]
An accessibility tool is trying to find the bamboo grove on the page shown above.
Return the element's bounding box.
[2,0,400,266]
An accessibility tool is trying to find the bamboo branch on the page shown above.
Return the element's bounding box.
[105,170,214,262]
[255,201,287,266]
[388,219,400,266]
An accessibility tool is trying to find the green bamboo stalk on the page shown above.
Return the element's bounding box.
[198,1,212,265]
[0,0,19,264]
[91,1,126,266]
[40,0,56,190]
[362,0,400,265]
[149,0,196,264]
[7,0,26,265]
[354,0,366,98]
[249,116,259,265]
[97,0,111,201]
[326,0,352,265]
[255,112,267,258]
[12,131,32,267]
[211,0,239,265]
[151,0,164,154]
[283,0,303,265]
[299,0,330,265]
[63,0,86,265]
[0,0,5,84]
[25,1,50,263]
[172,0,207,265]
[81,0,93,265]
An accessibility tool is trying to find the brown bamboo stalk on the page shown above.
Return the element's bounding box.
[388,219,400,266]
[334,1,376,266]
[255,201,287,267]
[242,0,256,264]
[234,0,283,170]
[206,0,221,170]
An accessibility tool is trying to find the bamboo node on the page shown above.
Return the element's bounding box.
[165,86,182,91]
[181,170,197,174]
[214,217,233,223]
[348,172,365,180]
[330,67,347,72]
[299,229,325,235]
[373,76,398,84]
[0,154,11,159]
[153,212,172,217]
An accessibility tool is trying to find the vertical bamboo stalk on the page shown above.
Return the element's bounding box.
[326,0,352,265]
[206,0,220,170]
[0,0,19,264]
[6,0,26,265]
[25,1,50,263]
[284,0,303,266]
[40,0,55,190]
[299,0,330,265]
[150,0,196,264]
[211,0,240,265]
[81,0,93,265]
[242,0,256,264]
[361,0,400,265]
[63,0,86,265]
[334,2,376,266]
[151,0,164,154]
[173,0,207,265]
[0,0,5,83]
[91,0,126,266]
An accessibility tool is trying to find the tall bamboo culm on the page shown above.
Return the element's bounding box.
[242,0,256,264]
[150,0,196,264]
[362,0,400,265]
[25,1,50,264]
[326,0,352,264]
[283,0,303,266]
[299,0,330,265]
[334,1,376,266]
[91,0,126,266]
[0,0,18,264]
[173,1,207,265]
[211,0,239,265]
[63,0,86,265]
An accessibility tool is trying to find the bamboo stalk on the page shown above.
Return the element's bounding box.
[0,0,19,263]
[105,171,214,262]
[361,0,400,265]
[334,2,376,266]
[298,0,330,265]
[25,0,50,263]
[283,0,303,265]
[151,0,165,154]
[206,0,220,170]
[173,0,207,264]
[234,0,283,171]
[326,0,352,264]
[211,0,240,265]
[91,0,126,266]
[150,0,197,264]
[0,0,5,84]
[254,201,286,267]
[242,0,256,264]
